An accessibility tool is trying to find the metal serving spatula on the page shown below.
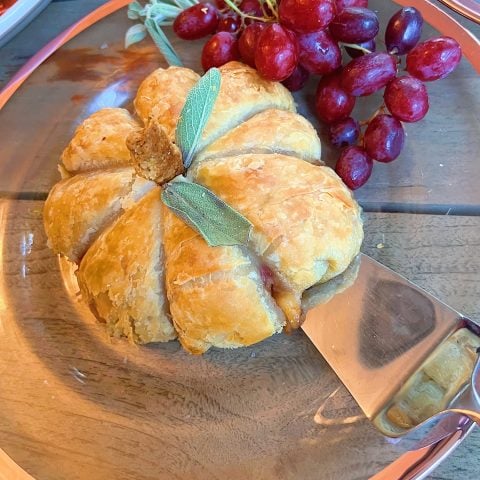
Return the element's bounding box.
[302,254,480,439]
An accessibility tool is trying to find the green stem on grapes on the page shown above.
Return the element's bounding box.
[262,0,278,20]
[223,0,270,22]
[259,3,269,18]
[340,42,372,55]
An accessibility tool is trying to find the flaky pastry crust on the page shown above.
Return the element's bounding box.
[44,61,364,352]
[162,205,285,354]
[60,108,140,176]
[197,62,296,152]
[195,154,364,328]
[78,188,175,344]
[44,168,155,263]
[134,66,200,138]
[194,109,322,168]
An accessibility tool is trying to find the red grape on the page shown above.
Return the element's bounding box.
[345,39,375,58]
[315,73,356,124]
[406,37,462,82]
[385,7,423,55]
[297,29,342,75]
[255,24,299,81]
[282,65,310,91]
[201,32,240,70]
[239,0,263,18]
[279,0,336,34]
[335,146,373,190]
[238,22,265,68]
[329,117,360,147]
[330,7,379,43]
[384,76,429,123]
[341,52,397,96]
[215,0,228,10]
[364,114,405,162]
[217,14,241,34]
[173,3,219,40]
[336,0,368,12]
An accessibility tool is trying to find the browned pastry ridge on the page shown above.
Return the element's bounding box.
[60,108,140,177]
[134,66,200,139]
[77,188,175,344]
[44,61,363,354]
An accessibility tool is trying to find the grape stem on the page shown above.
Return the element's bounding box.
[223,0,275,22]
[359,104,388,127]
[262,0,278,20]
[340,42,372,55]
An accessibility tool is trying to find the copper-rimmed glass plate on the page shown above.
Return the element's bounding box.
[437,0,480,24]
[0,1,479,479]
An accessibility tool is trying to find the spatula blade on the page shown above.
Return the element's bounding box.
[302,253,463,422]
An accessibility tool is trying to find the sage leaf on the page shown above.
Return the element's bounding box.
[173,0,199,9]
[144,18,183,67]
[162,181,253,247]
[127,1,145,20]
[176,67,221,168]
[125,23,147,49]
[147,3,182,18]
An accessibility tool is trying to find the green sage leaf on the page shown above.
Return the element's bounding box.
[162,181,253,247]
[147,2,182,18]
[175,68,221,168]
[144,18,183,67]
[127,1,145,19]
[173,0,199,9]
[125,23,147,49]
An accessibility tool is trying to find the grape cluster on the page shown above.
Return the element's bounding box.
[172,0,462,189]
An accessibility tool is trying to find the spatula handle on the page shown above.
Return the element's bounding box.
[370,423,474,480]
[449,351,480,424]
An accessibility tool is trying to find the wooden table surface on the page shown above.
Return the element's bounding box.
[0,1,479,479]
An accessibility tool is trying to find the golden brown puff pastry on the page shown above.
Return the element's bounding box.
[43,168,155,263]
[195,154,364,329]
[193,109,322,169]
[134,66,200,138]
[77,188,175,344]
[60,108,140,176]
[197,62,296,153]
[162,204,285,354]
[44,61,364,352]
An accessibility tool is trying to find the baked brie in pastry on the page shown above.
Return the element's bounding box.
[44,61,363,353]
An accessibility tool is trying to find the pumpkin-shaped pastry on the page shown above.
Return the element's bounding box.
[44,61,363,354]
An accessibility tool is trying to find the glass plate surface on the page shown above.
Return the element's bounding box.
[0,1,479,479]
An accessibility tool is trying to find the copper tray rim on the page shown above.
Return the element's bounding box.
[0,1,479,479]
